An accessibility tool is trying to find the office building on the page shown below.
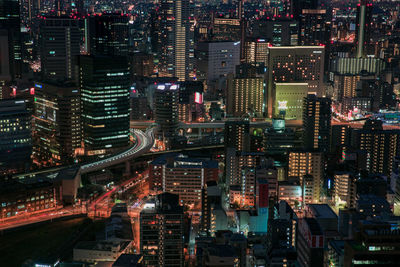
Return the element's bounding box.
[264,119,301,156]
[243,38,270,64]
[0,178,58,220]
[343,220,400,266]
[212,17,241,41]
[303,95,332,152]
[178,81,204,123]
[274,83,308,119]
[154,83,179,137]
[299,9,330,46]
[292,0,319,19]
[356,195,392,219]
[356,175,387,198]
[149,153,218,207]
[0,99,32,174]
[87,13,129,57]
[130,53,154,78]
[352,120,400,176]
[157,0,193,80]
[80,56,130,156]
[40,17,80,81]
[74,241,133,263]
[355,0,373,58]
[252,19,298,47]
[0,0,22,81]
[305,204,338,234]
[330,57,386,76]
[33,82,81,166]
[267,46,325,116]
[297,218,324,267]
[196,41,240,87]
[226,74,264,118]
[20,0,40,27]
[288,151,324,203]
[140,193,184,267]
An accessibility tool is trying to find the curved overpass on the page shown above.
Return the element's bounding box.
[80,128,155,174]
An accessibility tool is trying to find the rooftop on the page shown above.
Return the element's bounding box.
[307,204,338,219]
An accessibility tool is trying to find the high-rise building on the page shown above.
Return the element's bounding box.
[40,17,80,81]
[303,95,331,152]
[299,9,330,46]
[252,19,298,47]
[224,120,250,151]
[0,99,32,174]
[196,41,240,89]
[243,38,270,64]
[343,220,400,267]
[79,56,130,156]
[212,17,241,41]
[149,153,218,207]
[274,83,308,120]
[227,151,264,208]
[330,125,352,153]
[0,0,22,81]
[87,13,129,57]
[157,0,193,80]
[140,193,184,267]
[330,57,386,76]
[355,0,373,58]
[20,0,40,27]
[333,74,360,101]
[267,46,325,116]
[288,151,324,203]
[200,181,222,235]
[352,120,400,176]
[178,81,204,123]
[154,83,179,137]
[292,0,319,19]
[302,174,314,206]
[334,172,357,208]
[297,218,324,267]
[33,82,81,166]
[226,73,264,118]
[264,119,300,156]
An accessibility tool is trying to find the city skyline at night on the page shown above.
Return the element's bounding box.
[1,0,400,266]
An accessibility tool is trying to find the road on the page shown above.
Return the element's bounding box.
[88,171,149,218]
[81,128,155,174]
[0,205,86,231]
[1,129,155,230]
